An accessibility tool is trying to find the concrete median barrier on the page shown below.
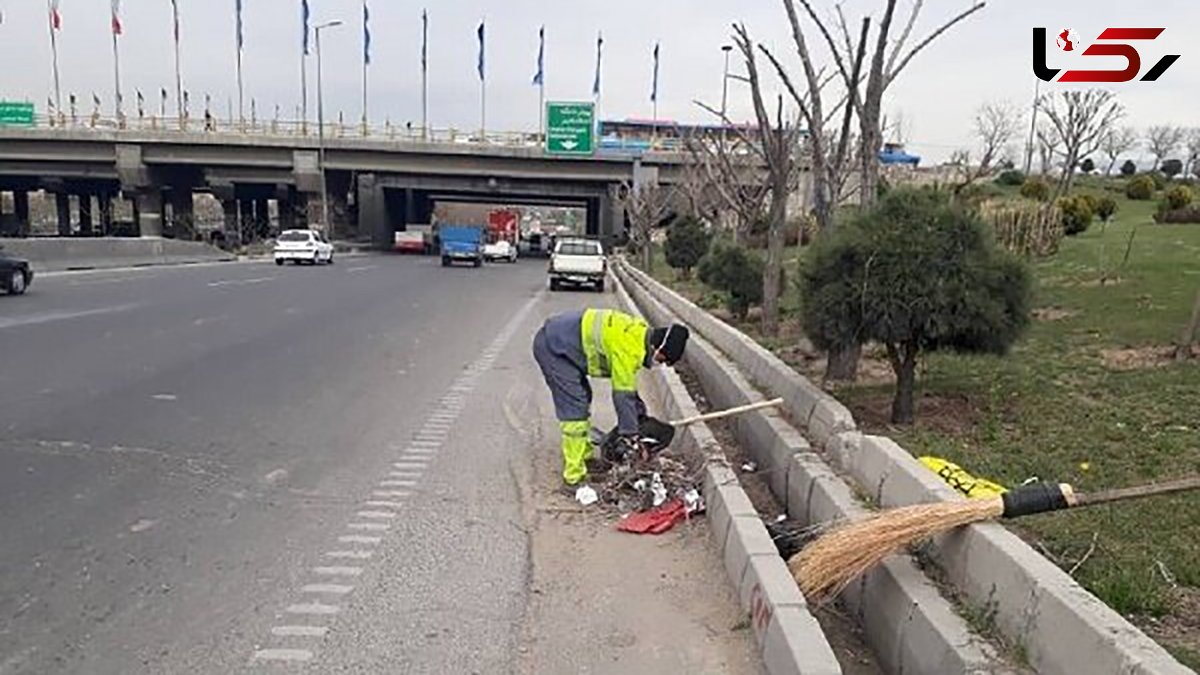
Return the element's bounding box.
[2,238,234,272]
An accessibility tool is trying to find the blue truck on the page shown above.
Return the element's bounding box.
[439,225,484,268]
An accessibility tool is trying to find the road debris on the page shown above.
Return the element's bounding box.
[575,485,599,506]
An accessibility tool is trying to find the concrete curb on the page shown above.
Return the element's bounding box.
[3,238,234,273]
[616,262,1011,675]
[615,259,1193,675]
[610,270,842,675]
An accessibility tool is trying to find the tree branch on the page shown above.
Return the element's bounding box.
[886,2,986,88]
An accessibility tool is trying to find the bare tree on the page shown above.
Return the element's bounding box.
[616,178,674,273]
[954,100,1023,188]
[1145,125,1185,171]
[1177,288,1200,361]
[1101,126,1139,176]
[683,135,769,243]
[1186,128,1200,178]
[1036,124,1061,176]
[1039,90,1123,197]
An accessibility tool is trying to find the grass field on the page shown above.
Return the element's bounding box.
[643,182,1200,666]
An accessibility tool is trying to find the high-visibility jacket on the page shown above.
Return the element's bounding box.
[581,308,649,434]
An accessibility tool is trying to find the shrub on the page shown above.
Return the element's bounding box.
[995,169,1026,186]
[1126,175,1156,201]
[799,188,1031,424]
[1079,158,1096,174]
[1058,194,1095,236]
[1095,195,1118,222]
[663,217,711,279]
[1153,207,1200,224]
[1019,177,1051,202]
[1161,159,1184,179]
[1163,185,1194,211]
[697,243,765,320]
[1147,172,1168,190]
[1120,160,1138,177]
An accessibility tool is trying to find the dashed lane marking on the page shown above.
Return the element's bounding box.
[312,566,363,577]
[286,603,340,615]
[325,550,373,560]
[301,584,354,595]
[337,535,381,544]
[270,626,329,637]
[363,500,405,508]
[347,523,391,531]
[355,510,397,519]
[253,648,314,662]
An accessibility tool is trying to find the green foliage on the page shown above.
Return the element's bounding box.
[1147,171,1168,190]
[1095,195,1118,222]
[697,243,765,320]
[1120,160,1138,177]
[1079,157,1096,174]
[663,217,711,278]
[1153,207,1200,224]
[1161,159,1184,179]
[1058,194,1095,236]
[995,169,1026,187]
[1126,175,1156,201]
[1019,177,1051,202]
[1162,185,1194,211]
[799,188,1032,422]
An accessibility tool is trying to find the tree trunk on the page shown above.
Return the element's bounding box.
[762,182,788,336]
[890,343,917,425]
[825,342,861,382]
[641,236,653,274]
[1176,288,1200,361]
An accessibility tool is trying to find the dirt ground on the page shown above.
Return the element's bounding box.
[514,377,763,675]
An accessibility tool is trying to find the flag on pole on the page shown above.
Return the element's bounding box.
[363,1,370,65]
[421,10,428,72]
[532,26,544,86]
[235,0,244,51]
[111,0,122,36]
[301,0,310,55]
[171,0,180,41]
[49,0,62,30]
[476,21,485,81]
[592,33,603,97]
[651,42,660,102]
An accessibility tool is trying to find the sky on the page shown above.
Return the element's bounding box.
[0,0,1197,164]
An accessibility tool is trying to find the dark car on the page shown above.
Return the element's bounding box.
[0,246,33,295]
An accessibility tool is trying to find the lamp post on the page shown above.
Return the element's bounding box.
[720,44,733,120]
[315,19,342,238]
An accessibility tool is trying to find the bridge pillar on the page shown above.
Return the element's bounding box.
[78,194,94,236]
[167,189,194,240]
[97,193,113,236]
[135,189,164,238]
[238,199,255,241]
[254,198,271,240]
[56,193,71,236]
[13,191,30,237]
[276,186,296,231]
[356,174,388,249]
[220,198,240,244]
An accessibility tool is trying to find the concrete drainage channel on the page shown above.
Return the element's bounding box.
[612,259,1194,675]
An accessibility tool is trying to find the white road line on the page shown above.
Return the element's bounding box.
[0,304,140,330]
[326,550,373,559]
[347,522,391,531]
[356,510,397,519]
[346,265,377,273]
[363,500,405,508]
[338,535,382,544]
[423,422,452,430]
[372,490,412,498]
[301,583,354,595]
[254,648,313,661]
[313,566,363,577]
[378,480,416,488]
[271,626,329,637]
[207,276,274,288]
[392,462,427,469]
[387,472,421,479]
[410,439,441,447]
[286,603,341,615]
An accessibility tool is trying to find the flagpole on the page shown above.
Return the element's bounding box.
[46,1,63,124]
[236,3,245,132]
[421,10,428,140]
[112,14,123,127]
[361,1,368,136]
[300,1,309,135]
[479,19,486,142]
[173,1,184,130]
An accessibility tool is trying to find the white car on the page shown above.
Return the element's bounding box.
[274,229,335,266]
[483,239,518,263]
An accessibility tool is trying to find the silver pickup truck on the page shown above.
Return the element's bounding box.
[548,237,606,292]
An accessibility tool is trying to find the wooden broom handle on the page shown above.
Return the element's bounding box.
[1072,475,1200,508]
[670,398,785,428]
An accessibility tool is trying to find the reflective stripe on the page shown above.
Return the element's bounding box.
[591,309,610,375]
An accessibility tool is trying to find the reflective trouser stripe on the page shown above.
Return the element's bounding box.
[591,310,609,375]
[560,420,592,486]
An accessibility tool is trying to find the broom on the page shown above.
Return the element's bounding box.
[789,475,1200,604]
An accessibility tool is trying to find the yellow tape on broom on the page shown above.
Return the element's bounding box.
[919,456,1008,499]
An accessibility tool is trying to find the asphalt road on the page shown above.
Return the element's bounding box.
[0,255,564,674]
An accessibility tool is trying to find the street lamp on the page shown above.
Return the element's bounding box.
[720,45,733,121]
[315,19,343,239]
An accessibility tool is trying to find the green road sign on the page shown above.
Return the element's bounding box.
[0,101,35,127]
[545,102,595,156]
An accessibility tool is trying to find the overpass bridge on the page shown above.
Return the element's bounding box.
[0,127,690,248]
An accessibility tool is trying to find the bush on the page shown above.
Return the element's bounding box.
[995,169,1026,186]
[1058,194,1095,236]
[1162,186,1194,211]
[1153,207,1200,224]
[663,217,711,279]
[1147,172,1168,190]
[697,243,764,320]
[1126,175,1156,200]
[1079,158,1096,174]
[1020,177,1051,202]
[1095,195,1118,222]
[1161,159,1184,179]
[799,188,1031,424]
[1120,160,1138,177]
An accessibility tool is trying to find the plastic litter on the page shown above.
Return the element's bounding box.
[650,473,668,507]
[741,461,757,472]
[683,488,705,515]
[575,485,599,506]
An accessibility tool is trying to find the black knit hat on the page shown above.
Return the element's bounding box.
[645,324,690,366]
